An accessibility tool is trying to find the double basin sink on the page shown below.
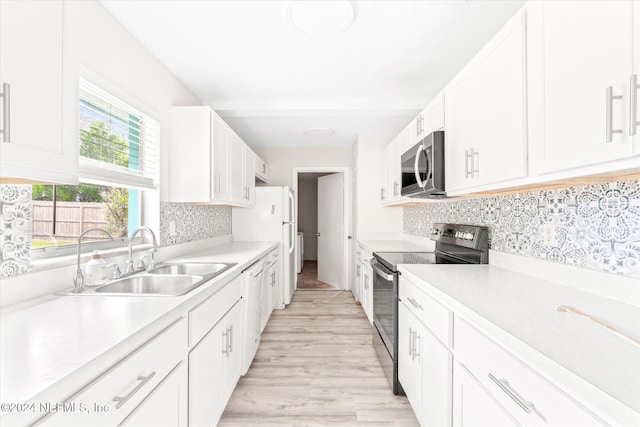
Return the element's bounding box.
[67,262,236,297]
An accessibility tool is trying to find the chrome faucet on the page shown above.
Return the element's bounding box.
[125,226,159,274]
[73,228,114,293]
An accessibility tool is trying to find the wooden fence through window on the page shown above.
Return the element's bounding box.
[32,201,110,241]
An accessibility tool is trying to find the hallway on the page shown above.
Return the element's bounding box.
[297,261,338,290]
[219,290,419,426]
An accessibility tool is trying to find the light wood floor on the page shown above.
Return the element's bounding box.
[219,290,419,426]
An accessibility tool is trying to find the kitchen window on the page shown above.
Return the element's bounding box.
[31,79,159,256]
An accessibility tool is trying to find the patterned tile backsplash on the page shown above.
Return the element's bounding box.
[159,202,231,246]
[404,180,640,278]
[0,185,32,277]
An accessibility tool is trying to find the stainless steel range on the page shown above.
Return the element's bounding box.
[371,223,489,395]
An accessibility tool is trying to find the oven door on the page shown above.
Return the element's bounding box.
[371,258,397,358]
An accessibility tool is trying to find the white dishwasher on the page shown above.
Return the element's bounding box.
[242,258,265,375]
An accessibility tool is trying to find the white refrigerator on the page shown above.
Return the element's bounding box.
[232,186,296,307]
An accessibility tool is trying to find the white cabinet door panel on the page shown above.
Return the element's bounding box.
[0,0,78,184]
[528,1,634,173]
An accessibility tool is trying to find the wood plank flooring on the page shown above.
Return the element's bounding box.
[219,290,419,426]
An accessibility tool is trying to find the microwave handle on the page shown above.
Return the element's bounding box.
[414,145,426,188]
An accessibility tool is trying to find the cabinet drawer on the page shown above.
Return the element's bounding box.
[189,275,242,347]
[455,319,605,427]
[38,317,187,427]
[399,276,453,349]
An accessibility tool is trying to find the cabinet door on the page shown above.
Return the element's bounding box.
[221,300,244,405]
[528,1,634,174]
[0,0,78,184]
[398,303,423,416]
[453,363,520,427]
[244,146,256,206]
[189,321,224,427]
[420,323,453,427]
[379,144,390,204]
[271,259,280,310]
[445,60,482,192]
[423,93,445,134]
[212,111,230,201]
[229,132,245,204]
[479,11,527,185]
[260,264,272,332]
[120,362,187,427]
[362,264,373,324]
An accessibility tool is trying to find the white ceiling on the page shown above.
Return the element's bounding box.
[101,0,526,149]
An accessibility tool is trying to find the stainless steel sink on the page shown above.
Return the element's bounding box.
[58,261,237,297]
[148,262,235,276]
[94,274,203,296]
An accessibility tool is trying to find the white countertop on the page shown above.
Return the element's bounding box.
[0,241,277,415]
[398,264,640,424]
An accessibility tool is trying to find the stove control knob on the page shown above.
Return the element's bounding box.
[465,232,474,240]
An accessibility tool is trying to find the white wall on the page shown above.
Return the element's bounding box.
[65,1,201,231]
[297,178,318,261]
[253,147,352,188]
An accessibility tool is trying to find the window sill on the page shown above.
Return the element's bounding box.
[29,243,155,274]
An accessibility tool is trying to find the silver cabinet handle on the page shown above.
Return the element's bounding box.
[488,373,535,414]
[407,297,423,311]
[380,187,385,200]
[413,333,421,362]
[409,327,415,358]
[606,86,623,142]
[466,148,479,178]
[113,372,156,409]
[1,83,10,143]
[222,328,230,357]
[228,324,234,353]
[630,74,639,136]
[465,149,471,178]
[393,181,399,197]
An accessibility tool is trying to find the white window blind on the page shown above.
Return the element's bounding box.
[78,79,158,189]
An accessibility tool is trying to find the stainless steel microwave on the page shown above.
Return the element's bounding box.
[400,130,445,198]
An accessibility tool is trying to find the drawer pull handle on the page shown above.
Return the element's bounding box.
[113,372,156,409]
[407,298,423,311]
[488,373,534,414]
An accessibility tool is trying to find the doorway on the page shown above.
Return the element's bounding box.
[293,167,350,292]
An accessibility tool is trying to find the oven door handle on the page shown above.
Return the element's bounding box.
[371,260,394,281]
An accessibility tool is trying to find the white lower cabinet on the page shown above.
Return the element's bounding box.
[261,250,279,331]
[120,361,188,427]
[455,319,604,427]
[188,281,244,427]
[453,362,519,427]
[398,280,453,427]
[36,318,188,427]
[361,257,373,325]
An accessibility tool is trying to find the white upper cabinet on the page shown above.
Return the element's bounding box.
[445,10,526,193]
[254,153,268,183]
[528,1,637,174]
[170,106,228,203]
[169,106,256,207]
[229,131,256,207]
[422,92,445,135]
[0,0,78,184]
